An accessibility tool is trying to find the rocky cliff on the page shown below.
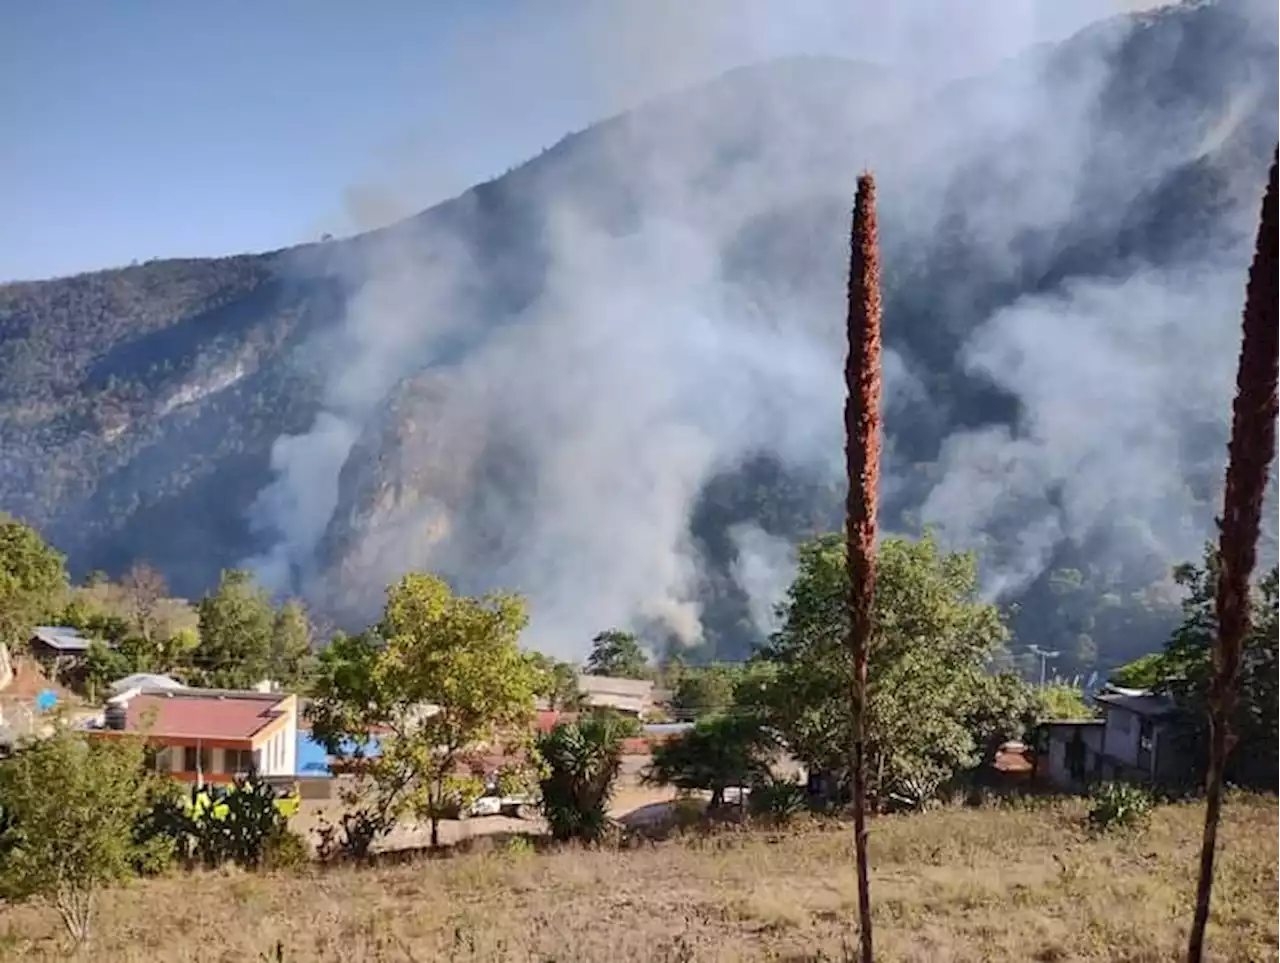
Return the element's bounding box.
[1,0,1276,663]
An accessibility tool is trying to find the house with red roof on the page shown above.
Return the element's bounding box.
[84,684,298,785]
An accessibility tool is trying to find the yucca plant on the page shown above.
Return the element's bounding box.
[536,711,636,843]
[747,776,809,824]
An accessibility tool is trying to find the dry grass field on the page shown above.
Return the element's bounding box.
[1,794,1275,962]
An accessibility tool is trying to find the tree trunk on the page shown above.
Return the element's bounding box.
[430,814,440,850]
[1187,147,1278,963]
[845,172,884,963]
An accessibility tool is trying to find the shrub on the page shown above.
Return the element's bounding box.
[152,777,302,869]
[261,828,311,870]
[537,711,635,842]
[0,726,166,948]
[747,777,809,824]
[1088,782,1155,833]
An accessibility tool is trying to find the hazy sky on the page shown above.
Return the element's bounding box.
[1,0,1133,282]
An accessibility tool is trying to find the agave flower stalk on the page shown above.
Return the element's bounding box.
[844,172,883,963]
[1186,147,1278,963]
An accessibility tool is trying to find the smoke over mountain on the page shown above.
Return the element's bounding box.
[239,0,1278,658]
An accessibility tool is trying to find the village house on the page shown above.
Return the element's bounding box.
[574,673,654,717]
[83,683,299,785]
[1036,685,1181,790]
[26,625,98,681]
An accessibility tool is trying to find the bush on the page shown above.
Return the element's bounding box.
[1087,782,1155,833]
[537,712,635,843]
[0,727,166,948]
[747,777,809,824]
[151,777,302,869]
[261,828,311,870]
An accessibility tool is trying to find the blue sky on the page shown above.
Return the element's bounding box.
[0,0,1124,282]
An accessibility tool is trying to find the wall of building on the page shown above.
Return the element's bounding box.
[1102,707,1142,768]
[1042,724,1105,789]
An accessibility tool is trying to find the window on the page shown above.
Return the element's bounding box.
[182,746,212,773]
[224,749,255,775]
[1138,720,1155,754]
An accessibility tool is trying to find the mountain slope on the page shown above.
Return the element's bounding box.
[1,0,1276,665]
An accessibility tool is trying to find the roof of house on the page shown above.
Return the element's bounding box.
[1095,688,1174,718]
[110,690,291,742]
[575,674,654,713]
[30,626,92,653]
[109,673,186,695]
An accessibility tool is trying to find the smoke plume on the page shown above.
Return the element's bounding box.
[244,0,1279,657]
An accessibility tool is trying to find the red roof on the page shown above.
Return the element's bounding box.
[123,693,287,743]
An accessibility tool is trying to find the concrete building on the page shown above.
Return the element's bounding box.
[85,685,298,785]
[575,674,654,717]
[1036,686,1181,790]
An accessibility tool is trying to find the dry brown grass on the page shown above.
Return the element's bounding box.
[2,794,1275,962]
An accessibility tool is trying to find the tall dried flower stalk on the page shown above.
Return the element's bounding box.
[844,172,882,963]
[1186,146,1278,963]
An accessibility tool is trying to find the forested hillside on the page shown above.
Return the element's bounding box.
[1,0,1276,671]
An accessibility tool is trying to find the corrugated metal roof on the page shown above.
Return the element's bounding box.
[1095,689,1174,718]
[109,673,186,695]
[31,626,92,652]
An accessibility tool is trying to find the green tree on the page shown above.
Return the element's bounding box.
[1035,684,1096,721]
[0,726,168,948]
[585,629,650,679]
[537,711,639,842]
[193,570,275,689]
[1108,652,1167,689]
[670,664,741,719]
[309,574,541,849]
[645,714,775,808]
[527,653,587,711]
[1156,552,1278,788]
[0,514,67,648]
[750,532,1009,808]
[269,599,314,690]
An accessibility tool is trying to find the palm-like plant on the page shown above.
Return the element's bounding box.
[537,711,636,842]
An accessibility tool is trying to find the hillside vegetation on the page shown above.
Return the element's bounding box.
[0,796,1275,962]
[1,0,1277,672]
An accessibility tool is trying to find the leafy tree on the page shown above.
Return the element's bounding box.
[1036,684,1096,721]
[269,599,314,689]
[750,532,1009,807]
[585,629,650,680]
[0,514,67,648]
[1155,552,1278,788]
[1109,652,1166,689]
[670,664,741,719]
[309,574,541,849]
[527,652,587,711]
[537,711,639,842]
[193,569,275,689]
[645,714,775,808]
[80,640,133,702]
[0,726,168,948]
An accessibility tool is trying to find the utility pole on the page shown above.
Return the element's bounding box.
[1028,645,1061,687]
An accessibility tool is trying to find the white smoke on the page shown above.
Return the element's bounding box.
[242,0,1277,657]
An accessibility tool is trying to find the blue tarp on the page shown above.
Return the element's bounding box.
[295,730,382,777]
